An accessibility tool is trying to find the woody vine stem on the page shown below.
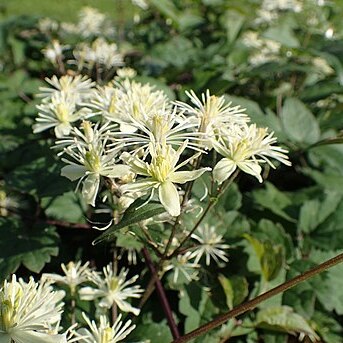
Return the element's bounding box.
[172,252,343,343]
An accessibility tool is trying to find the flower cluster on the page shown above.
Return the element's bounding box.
[0,268,141,342]
[0,275,65,343]
[33,73,290,217]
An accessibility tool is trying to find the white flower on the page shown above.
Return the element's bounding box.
[213,123,291,183]
[43,261,91,295]
[73,38,123,71]
[33,92,90,138]
[43,40,68,65]
[59,121,131,206]
[175,90,249,148]
[163,252,200,284]
[121,142,211,216]
[38,75,95,104]
[86,85,122,121]
[79,264,143,316]
[0,275,65,343]
[113,106,201,151]
[38,17,59,33]
[261,0,302,12]
[77,7,107,38]
[189,224,230,266]
[131,0,149,10]
[72,313,135,343]
[113,79,171,132]
[116,67,137,79]
[242,31,281,66]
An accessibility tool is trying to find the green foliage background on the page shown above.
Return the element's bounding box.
[0,0,343,342]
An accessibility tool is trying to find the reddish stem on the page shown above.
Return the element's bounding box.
[142,247,180,339]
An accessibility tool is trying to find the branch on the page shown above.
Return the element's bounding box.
[142,247,180,340]
[172,252,343,343]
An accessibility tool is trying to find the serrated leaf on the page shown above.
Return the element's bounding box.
[255,306,319,340]
[252,182,295,222]
[280,98,320,145]
[93,199,165,245]
[298,192,342,234]
[41,191,86,223]
[0,217,59,281]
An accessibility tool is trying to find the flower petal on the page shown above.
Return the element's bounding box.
[61,165,87,181]
[121,179,157,194]
[12,330,66,343]
[159,181,180,216]
[213,158,236,184]
[114,298,141,316]
[54,123,72,138]
[171,168,211,184]
[82,174,100,206]
[237,160,262,182]
[101,164,132,178]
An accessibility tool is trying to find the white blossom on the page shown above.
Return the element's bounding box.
[213,123,291,183]
[0,275,65,343]
[79,264,143,316]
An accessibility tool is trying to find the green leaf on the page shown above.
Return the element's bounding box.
[129,314,173,342]
[298,192,342,234]
[93,199,165,245]
[255,219,294,262]
[179,283,217,333]
[263,21,299,48]
[223,10,245,44]
[255,306,319,340]
[0,218,59,281]
[41,191,86,223]
[218,274,248,310]
[218,274,234,310]
[312,311,343,343]
[4,157,71,197]
[280,98,320,145]
[303,198,343,251]
[149,0,180,23]
[244,234,284,282]
[252,183,295,222]
[309,249,343,315]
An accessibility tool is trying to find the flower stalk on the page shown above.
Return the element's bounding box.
[142,247,180,340]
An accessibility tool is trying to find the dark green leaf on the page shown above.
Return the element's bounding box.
[93,199,165,245]
[0,217,59,281]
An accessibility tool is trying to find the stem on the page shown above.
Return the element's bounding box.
[70,297,76,325]
[172,252,343,343]
[168,171,239,259]
[139,223,164,257]
[142,247,180,339]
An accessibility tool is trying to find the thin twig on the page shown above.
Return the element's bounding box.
[172,252,343,343]
[168,170,239,259]
[142,247,180,339]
